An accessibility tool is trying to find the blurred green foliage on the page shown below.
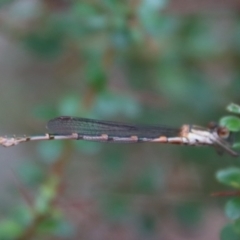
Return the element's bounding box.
[0,0,239,240]
[217,167,240,188]
[221,224,240,240]
[216,103,240,240]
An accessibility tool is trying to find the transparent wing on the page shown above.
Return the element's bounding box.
[47,116,180,139]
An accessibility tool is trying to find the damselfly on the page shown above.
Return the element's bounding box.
[0,116,238,157]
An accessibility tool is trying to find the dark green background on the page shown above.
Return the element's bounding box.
[0,1,239,239]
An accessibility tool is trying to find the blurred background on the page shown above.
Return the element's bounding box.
[0,0,239,239]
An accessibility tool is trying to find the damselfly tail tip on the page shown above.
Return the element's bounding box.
[230,150,239,157]
[0,136,18,147]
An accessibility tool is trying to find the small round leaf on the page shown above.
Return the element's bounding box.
[216,168,240,188]
[227,103,240,114]
[225,198,240,220]
[220,116,240,132]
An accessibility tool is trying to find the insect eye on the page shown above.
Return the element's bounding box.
[217,127,230,139]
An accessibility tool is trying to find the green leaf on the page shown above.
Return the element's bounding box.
[37,217,60,234]
[233,142,240,149]
[233,218,240,235]
[225,198,240,220]
[216,168,240,188]
[35,177,59,214]
[13,206,32,226]
[37,217,74,237]
[221,224,240,240]
[24,31,63,58]
[85,63,107,92]
[227,103,240,114]
[0,220,23,239]
[220,116,240,132]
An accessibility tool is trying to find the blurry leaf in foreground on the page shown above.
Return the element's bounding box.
[216,168,240,188]
[35,176,59,214]
[23,30,63,58]
[233,218,240,235]
[0,220,23,239]
[85,63,107,92]
[221,224,240,240]
[13,206,32,226]
[227,103,240,114]
[220,116,240,132]
[225,198,240,220]
[37,217,74,237]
